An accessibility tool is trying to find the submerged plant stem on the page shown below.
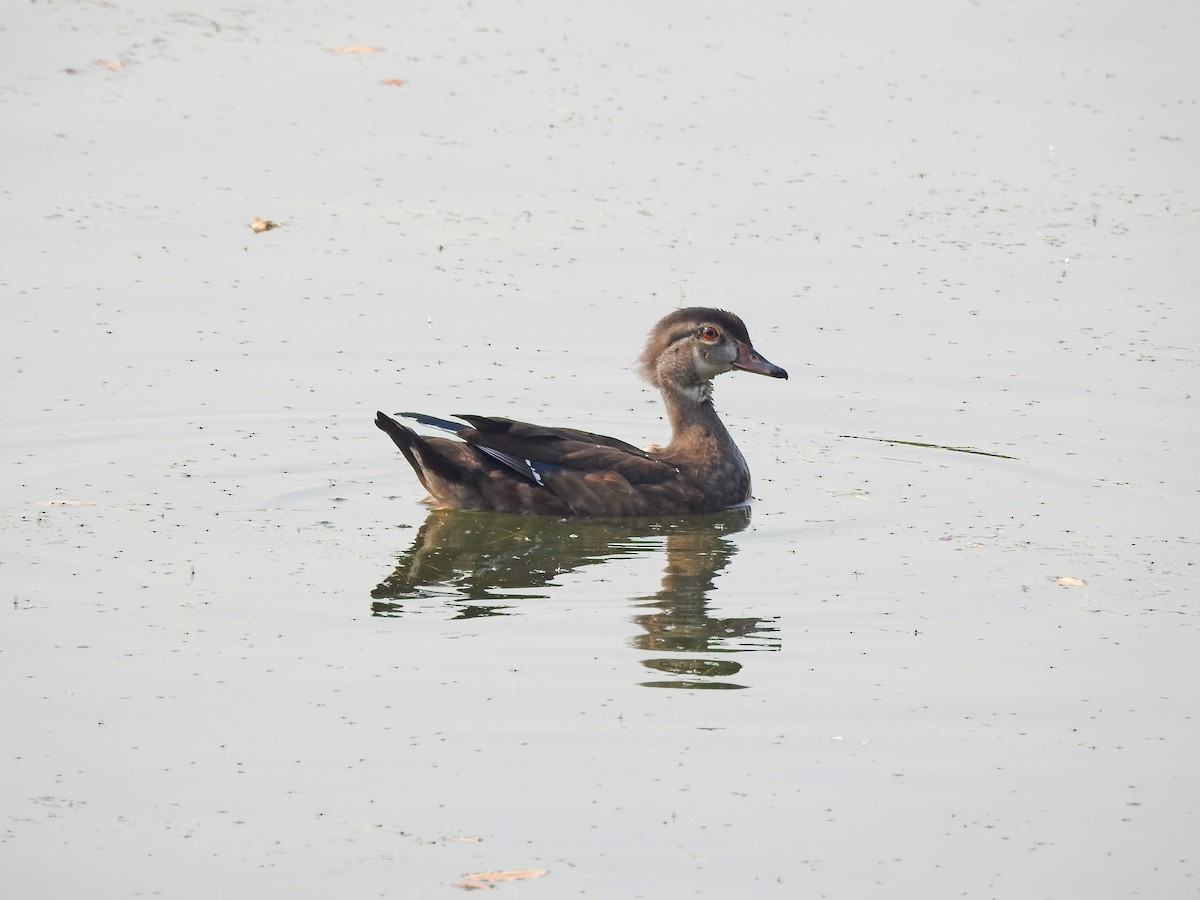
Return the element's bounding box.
[839,434,1018,460]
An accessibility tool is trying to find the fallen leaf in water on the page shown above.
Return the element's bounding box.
[97,59,125,70]
[250,216,281,233]
[380,78,408,86]
[461,869,547,883]
[329,45,382,54]
[1052,576,1085,587]
[451,881,491,891]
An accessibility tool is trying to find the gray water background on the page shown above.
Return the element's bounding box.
[3,1,1198,896]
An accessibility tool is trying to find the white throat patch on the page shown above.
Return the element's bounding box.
[680,381,713,404]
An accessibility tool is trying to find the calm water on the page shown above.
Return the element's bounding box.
[3,0,1198,896]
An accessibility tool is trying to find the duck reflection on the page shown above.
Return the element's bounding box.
[370,507,779,689]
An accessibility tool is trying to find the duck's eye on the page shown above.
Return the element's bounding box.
[699,325,721,342]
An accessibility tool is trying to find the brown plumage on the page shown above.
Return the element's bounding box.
[375,307,787,516]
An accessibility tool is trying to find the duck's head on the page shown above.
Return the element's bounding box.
[637,307,788,394]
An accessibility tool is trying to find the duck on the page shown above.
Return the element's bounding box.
[375,307,787,516]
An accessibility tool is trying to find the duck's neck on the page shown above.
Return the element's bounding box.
[657,379,752,507]
[660,380,737,453]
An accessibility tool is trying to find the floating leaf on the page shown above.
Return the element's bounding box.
[1053,576,1085,587]
[97,59,125,70]
[329,45,382,54]
[460,869,547,883]
[381,78,408,86]
[250,216,281,233]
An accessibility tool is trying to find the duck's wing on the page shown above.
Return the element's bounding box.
[450,415,679,487]
[383,411,688,515]
[399,412,544,483]
[376,411,570,513]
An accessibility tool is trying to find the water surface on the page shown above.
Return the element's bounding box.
[3,0,1198,896]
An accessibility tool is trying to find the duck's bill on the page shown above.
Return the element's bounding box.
[734,341,788,379]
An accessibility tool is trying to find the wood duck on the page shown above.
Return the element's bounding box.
[375,307,787,516]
